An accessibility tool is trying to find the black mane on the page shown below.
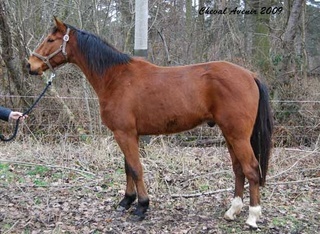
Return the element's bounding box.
[66,25,131,75]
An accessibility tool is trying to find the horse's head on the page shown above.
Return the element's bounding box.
[27,17,72,75]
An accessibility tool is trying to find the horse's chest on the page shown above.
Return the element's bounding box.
[98,100,126,130]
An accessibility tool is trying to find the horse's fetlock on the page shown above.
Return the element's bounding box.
[119,193,137,209]
[138,198,150,210]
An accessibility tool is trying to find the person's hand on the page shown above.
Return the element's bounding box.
[9,111,28,121]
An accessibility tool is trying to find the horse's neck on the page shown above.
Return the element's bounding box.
[70,48,133,95]
[70,52,103,92]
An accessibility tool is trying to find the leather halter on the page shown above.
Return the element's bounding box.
[32,27,70,73]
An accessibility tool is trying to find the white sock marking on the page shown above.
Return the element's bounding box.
[245,205,262,228]
[224,196,244,220]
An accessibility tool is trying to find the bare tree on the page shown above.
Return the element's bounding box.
[0,0,30,107]
[279,0,305,85]
[251,0,272,74]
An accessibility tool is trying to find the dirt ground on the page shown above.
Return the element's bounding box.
[0,138,319,233]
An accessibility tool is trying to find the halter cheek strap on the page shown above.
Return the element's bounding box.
[32,27,70,73]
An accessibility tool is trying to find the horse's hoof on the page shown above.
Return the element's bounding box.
[116,205,127,212]
[224,212,235,221]
[245,206,261,229]
[224,197,243,221]
[245,219,259,229]
[118,193,137,210]
[127,199,149,221]
[128,211,146,222]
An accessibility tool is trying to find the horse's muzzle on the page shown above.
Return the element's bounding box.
[27,63,40,75]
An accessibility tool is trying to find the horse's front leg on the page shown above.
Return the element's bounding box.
[114,130,150,220]
[118,160,137,210]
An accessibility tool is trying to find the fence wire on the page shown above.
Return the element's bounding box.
[1,95,319,147]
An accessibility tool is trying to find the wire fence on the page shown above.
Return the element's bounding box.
[1,94,319,147]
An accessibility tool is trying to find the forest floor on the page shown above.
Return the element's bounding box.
[0,137,319,233]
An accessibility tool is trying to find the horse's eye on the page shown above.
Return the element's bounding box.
[47,38,54,43]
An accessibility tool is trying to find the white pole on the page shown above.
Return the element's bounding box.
[134,0,148,57]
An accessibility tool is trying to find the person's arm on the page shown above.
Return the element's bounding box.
[0,106,12,122]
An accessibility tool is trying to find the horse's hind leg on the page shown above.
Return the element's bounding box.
[224,141,245,221]
[230,139,261,228]
[114,130,150,219]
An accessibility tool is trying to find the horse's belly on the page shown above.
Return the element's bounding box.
[137,113,210,135]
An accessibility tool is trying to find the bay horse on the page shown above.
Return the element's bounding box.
[27,17,273,228]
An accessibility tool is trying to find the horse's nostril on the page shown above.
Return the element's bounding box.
[26,63,31,69]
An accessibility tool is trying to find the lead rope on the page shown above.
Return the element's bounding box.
[0,73,55,142]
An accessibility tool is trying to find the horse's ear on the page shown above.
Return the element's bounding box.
[53,16,66,32]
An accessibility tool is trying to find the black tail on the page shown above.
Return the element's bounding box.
[251,79,273,186]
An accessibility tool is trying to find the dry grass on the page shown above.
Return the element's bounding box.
[0,137,319,233]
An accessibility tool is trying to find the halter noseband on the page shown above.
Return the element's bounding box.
[32,27,71,73]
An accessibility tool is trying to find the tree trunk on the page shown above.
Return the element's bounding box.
[196,0,205,62]
[0,0,29,107]
[279,0,305,85]
[300,1,308,80]
[185,0,192,37]
[119,0,134,53]
[274,0,305,123]
[251,0,272,74]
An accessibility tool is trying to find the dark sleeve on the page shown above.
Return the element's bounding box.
[0,106,12,122]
